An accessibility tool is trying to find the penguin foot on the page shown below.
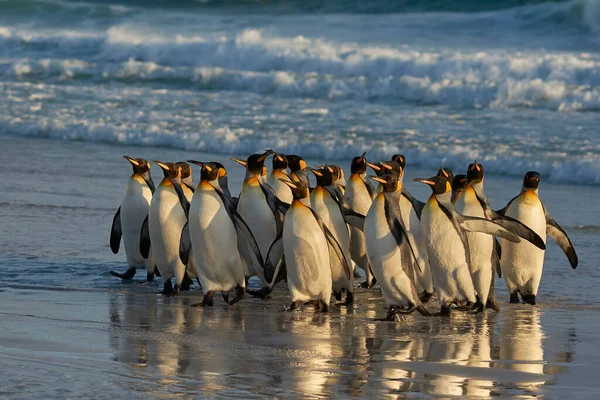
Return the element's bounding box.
[418,292,433,304]
[228,286,245,306]
[159,280,174,296]
[286,300,302,312]
[166,284,180,297]
[110,267,137,280]
[333,290,342,302]
[312,300,323,312]
[180,273,193,291]
[360,280,376,289]
[247,287,271,299]
[343,291,354,306]
[319,300,329,313]
[436,304,451,317]
[146,271,155,282]
[486,298,501,312]
[509,292,520,303]
[467,302,485,314]
[221,291,230,304]
[522,294,536,305]
[192,292,214,307]
[374,305,398,321]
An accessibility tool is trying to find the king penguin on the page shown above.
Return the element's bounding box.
[231,150,286,296]
[286,154,310,187]
[309,166,354,305]
[145,161,190,296]
[364,174,431,321]
[179,162,264,306]
[455,161,546,311]
[451,174,468,203]
[496,171,578,304]
[110,156,156,282]
[266,152,293,204]
[344,153,377,288]
[414,175,521,315]
[176,161,197,290]
[267,179,351,312]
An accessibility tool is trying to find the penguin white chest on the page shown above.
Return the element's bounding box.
[364,197,416,306]
[189,184,244,292]
[237,182,277,257]
[283,204,332,304]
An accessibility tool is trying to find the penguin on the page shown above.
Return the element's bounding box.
[455,161,546,311]
[176,161,197,291]
[369,159,434,302]
[496,171,578,304]
[110,156,156,282]
[266,152,293,204]
[329,165,347,194]
[437,167,453,183]
[414,175,521,315]
[309,166,354,305]
[364,174,431,321]
[231,150,286,296]
[144,161,190,296]
[179,162,264,306]
[265,179,351,312]
[451,174,468,204]
[286,154,310,187]
[344,153,377,288]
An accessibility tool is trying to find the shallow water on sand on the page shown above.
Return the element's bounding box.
[1,135,599,398]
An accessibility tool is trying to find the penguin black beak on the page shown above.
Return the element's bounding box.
[368,175,387,184]
[230,157,247,167]
[414,178,436,186]
[187,160,204,167]
[279,178,298,189]
[258,149,274,162]
[154,161,170,171]
[123,155,139,166]
[309,167,323,177]
[367,162,381,171]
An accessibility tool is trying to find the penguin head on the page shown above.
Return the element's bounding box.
[380,161,403,179]
[391,154,406,171]
[437,167,454,182]
[123,156,151,175]
[329,165,346,187]
[200,163,220,182]
[176,162,192,180]
[367,161,385,177]
[414,175,451,195]
[272,153,288,171]
[287,154,307,173]
[280,179,310,200]
[522,171,541,190]
[350,152,368,174]
[467,160,484,184]
[369,174,401,193]
[154,161,180,179]
[451,174,468,193]
[309,166,335,187]
[231,150,273,176]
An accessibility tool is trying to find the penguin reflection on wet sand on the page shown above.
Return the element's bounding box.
[496,171,578,305]
[364,174,430,321]
[415,175,521,315]
[271,179,351,312]
[110,156,157,282]
[145,161,190,296]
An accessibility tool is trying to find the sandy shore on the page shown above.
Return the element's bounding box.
[1,284,599,399]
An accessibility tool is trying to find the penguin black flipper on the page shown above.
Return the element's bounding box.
[170,179,190,219]
[457,214,521,243]
[324,186,365,231]
[110,206,122,254]
[110,267,136,280]
[139,215,151,259]
[308,207,352,280]
[474,190,546,250]
[401,188,425,219]
[258,182,286,235]
[383,194,424,274]
[362,176,377,200]
[494,195,518,216]
[544,205,578,269]
[183,181,196,193]
[493,238,502,278]
[214,187,265,269]
[179,222,191,266]
[264,234,284,284]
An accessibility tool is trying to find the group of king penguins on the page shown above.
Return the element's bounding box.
[110,150,578,320]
